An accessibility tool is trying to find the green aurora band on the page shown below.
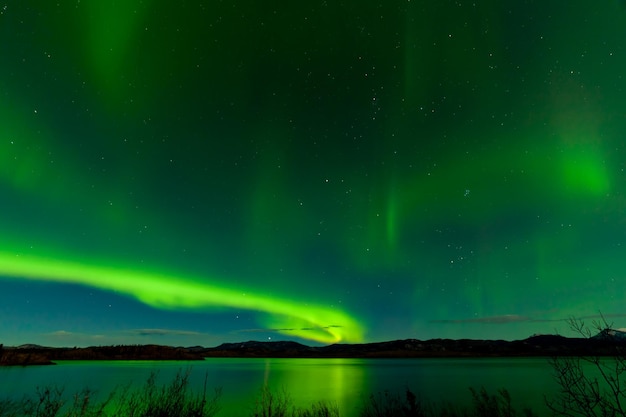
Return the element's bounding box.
[2,0,625,346]
[0,251,364,344]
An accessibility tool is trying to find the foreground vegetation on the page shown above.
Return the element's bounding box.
[0,369,220,417]
[0,373,537,417]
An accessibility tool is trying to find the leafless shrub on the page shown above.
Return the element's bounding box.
[547,315,626,417]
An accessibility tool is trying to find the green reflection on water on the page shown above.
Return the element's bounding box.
[0,358,559,416]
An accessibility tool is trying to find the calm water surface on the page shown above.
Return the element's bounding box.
[0,358,558,416]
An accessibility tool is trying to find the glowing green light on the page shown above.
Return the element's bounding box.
[385,186,398,250]
[81,1,149,105]
[0,251,364,344]
[560,147,610,196]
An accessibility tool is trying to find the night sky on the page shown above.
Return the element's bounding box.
[1,1,626,347]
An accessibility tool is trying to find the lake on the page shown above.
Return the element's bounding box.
[0,357,559,416]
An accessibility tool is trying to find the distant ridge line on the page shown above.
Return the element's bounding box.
[3,331,626,365]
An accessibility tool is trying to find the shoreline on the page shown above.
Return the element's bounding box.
[3,334,626,366]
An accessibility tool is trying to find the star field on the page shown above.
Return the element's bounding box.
[1,1,626,347]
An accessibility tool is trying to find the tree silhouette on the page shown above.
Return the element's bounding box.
[547,315,626,417]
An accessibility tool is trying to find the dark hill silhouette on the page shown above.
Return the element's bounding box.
[3,330,626,365]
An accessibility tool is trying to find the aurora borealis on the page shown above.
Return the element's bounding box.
[1,1,626,347]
